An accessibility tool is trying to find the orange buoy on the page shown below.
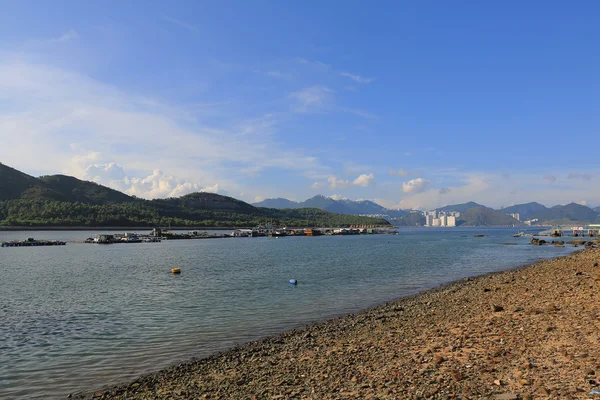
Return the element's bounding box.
[171,267,181,274]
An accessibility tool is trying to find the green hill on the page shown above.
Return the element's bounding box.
[39,174,134,204]
[158,192,257,213]
[254,195,396,217]
[436,202,483,214]
[533,203,599,224]
[458,206,522,226]
[252,198,299,209]
[0,164,390,228]
[0,163,66,201]
[499,202,548,221]
[393,213,426,226]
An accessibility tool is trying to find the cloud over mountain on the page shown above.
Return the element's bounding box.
[402,178,430,193]
[352,173,374,187]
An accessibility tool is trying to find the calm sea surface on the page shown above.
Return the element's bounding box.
[0,227,575,399]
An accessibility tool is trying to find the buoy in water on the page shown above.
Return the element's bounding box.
[172,267,181,274]
[289,279,297,285]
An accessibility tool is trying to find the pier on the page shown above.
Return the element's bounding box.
[537,225,600,238]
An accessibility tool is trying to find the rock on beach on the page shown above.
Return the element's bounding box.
[75,248,600,399]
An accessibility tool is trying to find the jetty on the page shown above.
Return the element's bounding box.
[537,225,600,238]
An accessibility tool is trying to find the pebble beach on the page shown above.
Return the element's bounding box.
[76,245,600,400]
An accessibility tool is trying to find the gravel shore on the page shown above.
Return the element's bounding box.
[75,246,600,399]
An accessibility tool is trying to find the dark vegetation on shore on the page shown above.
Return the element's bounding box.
[0,163,390,228]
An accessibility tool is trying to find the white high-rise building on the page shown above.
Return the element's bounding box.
[423,214,432,226]
[432,218,441,227]
[440,215,448,226]
[447,216,456,227]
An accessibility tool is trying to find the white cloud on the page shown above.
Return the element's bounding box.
[439,187,451,194]
[311,173,375,190]
[402,178,430,193]
[123,170,202,198]
[200,183,221,194]
[296,58,331,69]
[388,168,409,177]
[290,85,333,113]
[352,173,374,187]
[340,72,374,84]
[328,176,350,189]
[84,163,127,181]
[0,60,330,201]
[78,162,220,199]
[330,194,348,200]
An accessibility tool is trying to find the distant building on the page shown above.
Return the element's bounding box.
[425,214,434,226]
[423,210,457,227]
[508,213,520,221]
[440,215,448,226]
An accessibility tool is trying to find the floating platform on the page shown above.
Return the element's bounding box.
[1,238,66,247]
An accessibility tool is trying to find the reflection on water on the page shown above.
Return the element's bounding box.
[0,228,575,399]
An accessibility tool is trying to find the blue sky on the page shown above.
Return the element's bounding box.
[0,1,598,209]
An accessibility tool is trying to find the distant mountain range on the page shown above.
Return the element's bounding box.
[255,196,600,226]
[0,163,390,228]
[2,162,598,227]
[498,202,548,221]
[254,195,406,217]
[435,202,483,214]
[458,206,521,227]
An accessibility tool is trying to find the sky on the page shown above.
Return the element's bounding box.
[0,1,598,210]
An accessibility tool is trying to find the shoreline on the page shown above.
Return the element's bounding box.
[74,245,600,399]
[0,226,242,231]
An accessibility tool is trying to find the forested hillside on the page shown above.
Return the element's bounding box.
[0,164,390,227]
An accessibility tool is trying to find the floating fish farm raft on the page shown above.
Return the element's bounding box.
[1,238,67,247]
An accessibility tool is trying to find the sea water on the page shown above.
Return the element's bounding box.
[0,227,575,399]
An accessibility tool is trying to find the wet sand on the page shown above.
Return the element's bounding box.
[76,246,600,399]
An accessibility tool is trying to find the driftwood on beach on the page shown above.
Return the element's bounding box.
[76,248,600,399]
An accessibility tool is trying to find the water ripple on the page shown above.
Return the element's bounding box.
[0,228,574,399]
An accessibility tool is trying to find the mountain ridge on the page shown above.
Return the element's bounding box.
[255,196,600,226]
[2,163,599,226]
[498,202,548,221]
[0,164,390,227]
[254,195,391,216]
[458,206,522,226]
